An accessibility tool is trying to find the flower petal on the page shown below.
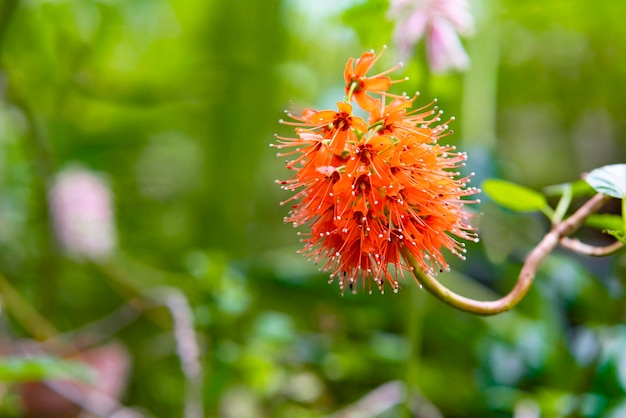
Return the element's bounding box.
[362,76,392,93]
[354,51,376,76]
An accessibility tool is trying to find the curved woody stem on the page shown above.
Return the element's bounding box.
[406,193,612,315]
[559,237,624,257]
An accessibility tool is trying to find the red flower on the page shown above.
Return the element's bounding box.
[274,50,478,294]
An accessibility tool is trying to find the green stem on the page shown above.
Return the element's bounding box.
[346,81,358,102]
[622,197,626,236]
[461,0,499,150]
[0,0,59,310]
[406,193,610,315]
[0,0,19,46]
[553,183,573,224]
[404,285,426,416]
[0,270,57,340]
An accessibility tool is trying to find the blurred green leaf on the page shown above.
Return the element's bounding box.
[585,164,626,244]
[369,332,407,362]
[252,311,296,344]
[0,357,94,383]
[607,398,626,418]
[543,180,594,198]
[482,179,548,212]
[585,214,624,232]
[478,201,544,264]
[586,164,626,199]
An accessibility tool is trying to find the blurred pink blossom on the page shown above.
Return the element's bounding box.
[388,0,474,74]
[49,167,117,260]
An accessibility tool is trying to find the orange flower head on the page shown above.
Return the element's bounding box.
[273,50,479,294]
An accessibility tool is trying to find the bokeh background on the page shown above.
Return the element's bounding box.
[1,0,626,417]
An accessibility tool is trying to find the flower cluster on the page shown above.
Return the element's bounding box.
[388,0,474,74]
[273,48,478,294]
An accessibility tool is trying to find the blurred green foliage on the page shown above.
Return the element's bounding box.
[0,0,626,417]
[0,357,94,383]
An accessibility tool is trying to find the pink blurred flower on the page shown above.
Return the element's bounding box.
[388,0,474,74]
[49,167,117,260]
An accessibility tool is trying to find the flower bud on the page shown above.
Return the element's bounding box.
[49,167,117,260]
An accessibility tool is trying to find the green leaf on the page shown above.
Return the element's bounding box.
[585,214,624,232]
[482,179,548,212]
[543,180,594,198]
[0,357,95,383]
[606,230,626,245]
[585,164,626,199]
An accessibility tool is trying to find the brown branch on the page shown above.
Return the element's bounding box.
[325,380,443,418]
[146,287,203,418]
[407,193,612,315]
[43,298,142,353]
[8,286,203,418]
[559,237,624,257]
[89,261,205,418]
